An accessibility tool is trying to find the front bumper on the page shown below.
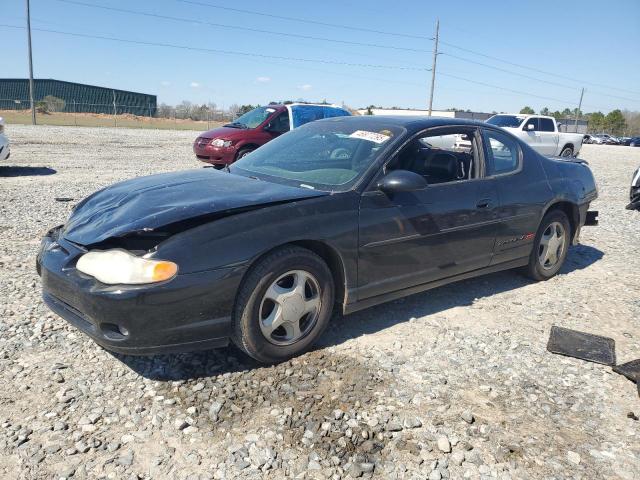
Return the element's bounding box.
[37,227,244,355]
[193,142,236,165]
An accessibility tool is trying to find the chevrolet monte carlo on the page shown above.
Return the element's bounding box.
[37,116,598,363]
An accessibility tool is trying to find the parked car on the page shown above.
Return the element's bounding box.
[620,136,640,146]
[594,133,620,145]
[0,117,10,161]
[588,134,607,145]
[628,166,640,210]
[193,103,351,168]
[486,114,583,157]
[38,116,598,362]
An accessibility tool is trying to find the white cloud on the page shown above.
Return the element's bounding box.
[161,80,171,87]
[298,84,312,91]
[256,76,271,83]
[190,82,201,88]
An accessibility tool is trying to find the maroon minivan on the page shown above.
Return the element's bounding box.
[193,103,350,168]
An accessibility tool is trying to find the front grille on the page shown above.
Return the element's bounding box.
[196,137,211,148]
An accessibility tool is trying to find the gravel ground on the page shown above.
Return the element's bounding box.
[1,125,639,480]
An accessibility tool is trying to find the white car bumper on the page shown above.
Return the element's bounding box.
[0,135,10,161]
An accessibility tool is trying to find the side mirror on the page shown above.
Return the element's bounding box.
[377,170,427,194]
[526,123,535,131]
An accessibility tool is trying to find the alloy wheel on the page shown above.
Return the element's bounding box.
[538,221,566,270]
[259,270,321,345]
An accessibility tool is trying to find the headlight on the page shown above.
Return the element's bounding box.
[210,138,232,147]
[76,249,178,285]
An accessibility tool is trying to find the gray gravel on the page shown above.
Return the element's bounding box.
[1,125,639,479]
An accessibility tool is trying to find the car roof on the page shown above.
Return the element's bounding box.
[318,115,488,133]
[270,103,345,109]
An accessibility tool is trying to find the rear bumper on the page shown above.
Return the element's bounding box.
[37,227,242,355]
[573,204,598,245]
[584,210,599,226]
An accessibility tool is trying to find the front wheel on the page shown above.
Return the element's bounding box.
[232,246,335,363]
[235,147,255,160]
[523,210,570,281]
[560,146,574,157]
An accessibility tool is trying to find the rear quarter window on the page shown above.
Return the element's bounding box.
[483,129,521,175]
[539,118,556,132]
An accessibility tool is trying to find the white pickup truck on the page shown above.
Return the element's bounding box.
[486,114,583,157]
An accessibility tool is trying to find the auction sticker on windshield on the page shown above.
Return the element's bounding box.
[349,130,391,144]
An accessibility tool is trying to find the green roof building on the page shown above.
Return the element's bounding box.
[0,78,157,116]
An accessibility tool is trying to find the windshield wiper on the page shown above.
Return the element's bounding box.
[224,122,248,129]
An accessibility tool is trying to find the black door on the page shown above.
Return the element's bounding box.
[356,127,499,301]
[481,127,551,265]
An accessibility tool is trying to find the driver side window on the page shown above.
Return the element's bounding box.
[390,128,479,185]
[270,112,290,134]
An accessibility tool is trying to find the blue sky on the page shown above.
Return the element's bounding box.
[3,0,639,113]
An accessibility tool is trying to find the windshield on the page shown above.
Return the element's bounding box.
[230,119,405,191]
[486,115,526,128]
[226,106,277,129]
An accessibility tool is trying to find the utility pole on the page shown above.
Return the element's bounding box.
[574,87,584,133]
[427,19,440,116]
[25,0,36,125]
[112,90,118,127]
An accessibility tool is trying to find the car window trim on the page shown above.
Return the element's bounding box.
[481,127,523,178]
[362,124,487,193]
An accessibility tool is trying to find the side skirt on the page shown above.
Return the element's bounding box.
[343,257,529,315]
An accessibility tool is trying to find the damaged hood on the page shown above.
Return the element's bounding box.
[63,169,328,245]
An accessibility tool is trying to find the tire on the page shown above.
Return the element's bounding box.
[523,210,571,281]
[236,147,255,160]
[231,246,335,363]
[560,146,573,157]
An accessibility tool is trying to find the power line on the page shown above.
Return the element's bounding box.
[439,40,640,96]
[52,0,638,103]
[437,71,606,110]
[180,0,637,98]
[52,0,431,53]
[0,23,609,111]
[177,0,432,40]
[441,52,640,104]
[0,24,430,71]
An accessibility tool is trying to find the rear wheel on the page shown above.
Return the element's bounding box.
[232,246,334,363]
[560,146,574,157]
[523,210,570,281]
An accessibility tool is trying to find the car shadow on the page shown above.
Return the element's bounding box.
[110,344,259,381]
[113,245,603,381]
[320,244,604,348]
[0,166,57,177]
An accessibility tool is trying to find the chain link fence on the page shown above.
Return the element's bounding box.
[0,98,234,131]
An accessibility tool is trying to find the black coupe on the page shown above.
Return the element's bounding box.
[38,116,598,363]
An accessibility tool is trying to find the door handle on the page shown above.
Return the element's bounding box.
[476,199,492,209]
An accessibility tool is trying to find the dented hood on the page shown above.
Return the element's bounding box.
[63,169,327,246]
